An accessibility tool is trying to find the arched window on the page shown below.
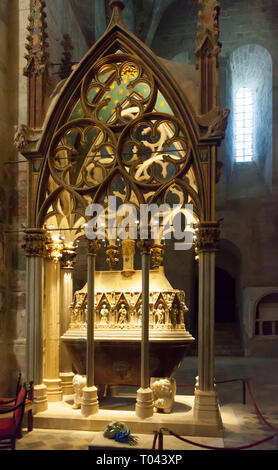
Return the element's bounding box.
[235,87,253,162]
[226,45,272,186]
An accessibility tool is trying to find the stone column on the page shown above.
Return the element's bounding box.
[59,244,76,395]
[24,229,48,413]
[43,236,63,402]
[81,239,101,417]
[136,240,153,419]
[193,222,222,428]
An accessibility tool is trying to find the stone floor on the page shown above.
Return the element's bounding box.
[14,357,278,450]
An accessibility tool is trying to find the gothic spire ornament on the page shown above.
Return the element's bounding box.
[24,0,50,77]
[108,0,125,27]
[23,0,52,128]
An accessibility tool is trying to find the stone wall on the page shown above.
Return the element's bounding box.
[0,0,28,395]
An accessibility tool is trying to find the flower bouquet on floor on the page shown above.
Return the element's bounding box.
[103,421,138,446]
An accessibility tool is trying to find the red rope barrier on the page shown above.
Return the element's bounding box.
[157,378,278,450]
[245,379,278,433]
[176,378,247,387]
[159,427,276,451]
[152,432,158,450]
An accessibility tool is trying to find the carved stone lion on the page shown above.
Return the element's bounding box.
[150,377,176,413]
[72,374,87,409]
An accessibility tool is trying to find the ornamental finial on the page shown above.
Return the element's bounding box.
[108,0,125,27]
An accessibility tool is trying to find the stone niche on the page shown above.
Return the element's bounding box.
[243,287,278,356]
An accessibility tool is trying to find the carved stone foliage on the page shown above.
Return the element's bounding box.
[88,239,102,256]
[196,0,221,66]
[151,243,164,269]
[106,243,120,269]
[61,244,77,269]
[137,239,154,255]
[23,229,46,257]
[14,125,42,153]
[194,221,220,254]
[24,0,49,77]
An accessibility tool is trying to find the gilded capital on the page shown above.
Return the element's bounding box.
[151,243,164,269]
[194,222,220,254]
[88,239,102,256]
[106,242,119,270]
[137,239,154,255]
[23,229,46,257]
[61,244,77,269]
[45,235,64,262]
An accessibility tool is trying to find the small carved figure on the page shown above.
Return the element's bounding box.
[171,306,179,327]
[137,305,142,325]
[84,306,88,323]
[154,303,165,325]
[69,301,75,327]
[150,377,176,413]
[74,302,82,325]
[99,303,109,325]
[118,303,128,327]
[72,374,87,409]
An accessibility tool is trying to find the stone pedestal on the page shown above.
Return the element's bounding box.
[59,372,75,395]
[136,387,154,419]
[81,386,99,417]
[33,383,48,414]
[43,378,63,402]
[193,387,222,428]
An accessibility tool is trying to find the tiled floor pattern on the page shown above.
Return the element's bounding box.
[11,357,278,450]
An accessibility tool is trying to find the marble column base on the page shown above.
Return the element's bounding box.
[33,384,48,414]
[43,378,63,402]
[81,386,99,417]
[59,372,75,395]
[193,388,222,428]
[135,387,153,419]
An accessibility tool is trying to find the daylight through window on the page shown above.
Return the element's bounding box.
[235,87,253,162]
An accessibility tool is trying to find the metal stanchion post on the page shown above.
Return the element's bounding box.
[158,430,163,450]
[242,379,246,405]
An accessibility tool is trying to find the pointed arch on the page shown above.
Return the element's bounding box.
[34,14,208,229]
